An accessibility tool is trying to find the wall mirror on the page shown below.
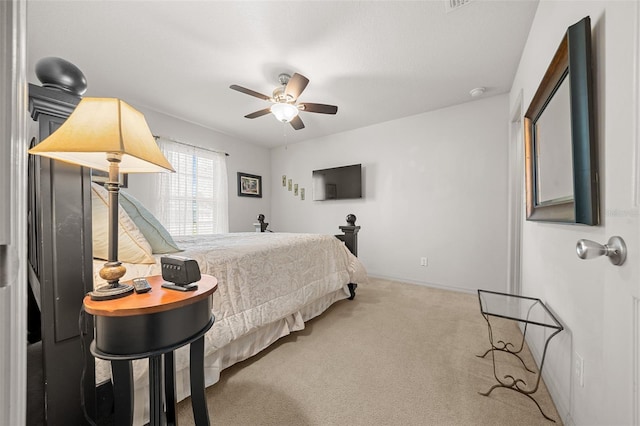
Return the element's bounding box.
[524,16,598,225]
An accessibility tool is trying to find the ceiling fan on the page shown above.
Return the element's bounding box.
[230,73,338,130]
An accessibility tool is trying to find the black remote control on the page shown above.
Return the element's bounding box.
[161,282,198,292]
[132,278,152,294]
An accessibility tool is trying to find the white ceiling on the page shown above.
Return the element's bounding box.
[27,0,539,148]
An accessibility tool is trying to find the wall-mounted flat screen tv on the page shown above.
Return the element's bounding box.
[312,164,362,201]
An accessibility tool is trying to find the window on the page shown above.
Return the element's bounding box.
[157,138,228,235]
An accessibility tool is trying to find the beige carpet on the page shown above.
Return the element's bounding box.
[177,278,562,425]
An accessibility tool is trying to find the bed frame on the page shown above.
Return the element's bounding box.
[27,59,361,425]
[256,213,360,299]
[255,212,360,255]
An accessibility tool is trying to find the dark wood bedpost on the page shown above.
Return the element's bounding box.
[338,213,360,257]
[27,57,97,425]
[336,214,360,300]
[255,214,269,232]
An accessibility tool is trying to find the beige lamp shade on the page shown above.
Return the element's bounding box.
[29,97,174,173]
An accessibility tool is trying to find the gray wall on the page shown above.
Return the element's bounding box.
[125,106,271,233]
[270,94,510,294]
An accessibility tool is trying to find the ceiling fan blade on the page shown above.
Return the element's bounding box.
[230,84,271,101]
[290,115,305,130]
[284,73,309,100]
[244,108,272,119]
[299,103,338,115]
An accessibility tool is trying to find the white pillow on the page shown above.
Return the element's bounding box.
[91,183,155,264]
[118,190,182,254]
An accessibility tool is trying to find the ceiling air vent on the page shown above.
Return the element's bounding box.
[445,0,473,13]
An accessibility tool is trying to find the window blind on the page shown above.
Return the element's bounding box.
[157,138,228,236]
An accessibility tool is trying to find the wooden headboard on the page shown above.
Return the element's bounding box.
[27,59,97,424]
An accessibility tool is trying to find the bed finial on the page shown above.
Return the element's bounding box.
[255,214,269,232]
[35,57,88,96]
[339,214,360,258]
[346,214,356,226]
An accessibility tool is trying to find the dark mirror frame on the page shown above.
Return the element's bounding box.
[524,16,599,225]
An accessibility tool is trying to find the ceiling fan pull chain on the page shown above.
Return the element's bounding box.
[283,121,288,149]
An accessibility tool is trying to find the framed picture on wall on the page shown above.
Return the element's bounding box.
[237,172,262,198]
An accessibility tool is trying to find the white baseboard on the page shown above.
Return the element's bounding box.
[365,272,477,295]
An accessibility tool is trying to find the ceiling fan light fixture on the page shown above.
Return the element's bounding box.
[271,103,299,122]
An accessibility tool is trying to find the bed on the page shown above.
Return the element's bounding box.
[92,230,367,424]
[27,66,367,425]
[88,180,367,423]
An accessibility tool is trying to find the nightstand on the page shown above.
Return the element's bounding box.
[84,274,217,426]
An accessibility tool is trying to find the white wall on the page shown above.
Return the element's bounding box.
[511,1,640,424]
[270,94,510,293]
[124,107,271,232]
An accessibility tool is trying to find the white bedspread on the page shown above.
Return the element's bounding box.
[93,232,367,388]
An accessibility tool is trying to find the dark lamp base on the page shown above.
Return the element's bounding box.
[89,283,134,301]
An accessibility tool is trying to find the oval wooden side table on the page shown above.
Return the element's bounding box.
[84,274,217,426]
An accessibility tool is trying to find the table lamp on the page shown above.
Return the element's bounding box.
[29,97,175,300]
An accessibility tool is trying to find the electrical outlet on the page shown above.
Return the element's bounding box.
[575,352,584,387]
[420,257,428,267]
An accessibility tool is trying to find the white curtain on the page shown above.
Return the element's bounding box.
[157,138,229,235]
